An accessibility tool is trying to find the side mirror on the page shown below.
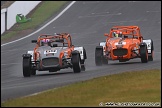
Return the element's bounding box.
[31,40,37,43]
[104,33,109,37]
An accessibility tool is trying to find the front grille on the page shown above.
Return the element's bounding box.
[113,49,128,56]
[42,57,59,67]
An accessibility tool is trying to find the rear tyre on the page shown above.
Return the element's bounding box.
[31,70,36,75]
[83,47,87,59]
[140,44,148,63]
[72,51,81,73]
[102,57,108,65]
[23,57,31,77]
[95,46,103,66]
[148,39,154,61]
[81,64,85,71]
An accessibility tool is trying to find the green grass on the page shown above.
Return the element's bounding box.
[1,1,161,107]
[15,1,68,30]
[1,1,68,41]
[1,31,18,40]
[1,69,161,107]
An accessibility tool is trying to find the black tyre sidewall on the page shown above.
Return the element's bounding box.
[72,52,81,73]
[31,69,36,75]
[95,47,103,66]
[23,58,31,77]
[140,45,148,63]
[102,57,108,65]
[81,64,85,71]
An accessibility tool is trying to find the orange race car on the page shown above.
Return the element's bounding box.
[95,26,154,65]
[22,33,87,77]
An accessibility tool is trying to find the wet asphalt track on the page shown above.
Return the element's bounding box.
[1,1,161,102]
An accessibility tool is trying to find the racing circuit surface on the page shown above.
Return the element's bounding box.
[1,1,161,102]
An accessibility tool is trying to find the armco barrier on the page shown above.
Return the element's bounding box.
[1,1,41,35]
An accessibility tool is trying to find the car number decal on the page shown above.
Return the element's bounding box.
[44,50,57,54]
[115,42,126,45]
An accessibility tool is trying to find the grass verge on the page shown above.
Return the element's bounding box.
[1,69,161,107]
[1,1,69,41]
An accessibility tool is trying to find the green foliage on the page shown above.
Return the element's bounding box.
[1,1,68,41]
[15,1,67,30]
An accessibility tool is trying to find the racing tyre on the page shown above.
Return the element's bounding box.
[80,47,87,64]
[102,57,108,65]
[148,39,154,61]
[31,69,36,75]
[72,51,81,73]
[23,57,31,77]
[83,47,87,59]
[81,64,85,71]
[140,44,148,63]
[95,46,103,66]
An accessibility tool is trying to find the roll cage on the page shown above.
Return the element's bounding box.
[33,33,73,48]
[105,26,143,42]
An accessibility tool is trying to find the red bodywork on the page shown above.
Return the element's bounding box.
[104,26,145,61]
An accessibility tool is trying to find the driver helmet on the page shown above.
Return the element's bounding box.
[41,39,50,46]
[114,31,122,37]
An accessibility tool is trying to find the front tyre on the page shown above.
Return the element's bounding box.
[95,46,103,66]
[31,69,36,75]
[81,64,85,71]
[72,51,81,73]
[23,57,31,77]
[140,44,148,63]
[102,56,108,65]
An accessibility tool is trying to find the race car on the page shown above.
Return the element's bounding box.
[95,26,154,66]
[22,33,87,77]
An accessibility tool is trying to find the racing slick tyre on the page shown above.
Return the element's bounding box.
[140,44,148,63]
[72,51,81,73]
[31,69,36,75]
[95,46,108,66]
[81,64,85,71]
[83,47,87,60]
[23,57,31,77]
[95,46,103,66]
[102,57,108,65]
[148,39,154,61]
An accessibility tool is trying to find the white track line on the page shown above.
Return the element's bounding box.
[1,1,76,47]
[1,63,21,66]
[78,13,122,18]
